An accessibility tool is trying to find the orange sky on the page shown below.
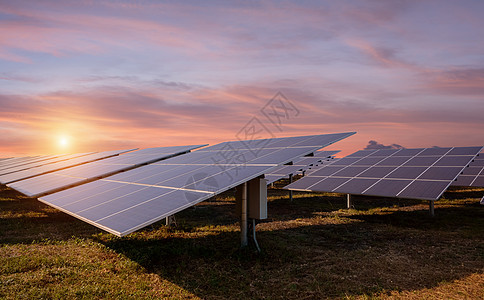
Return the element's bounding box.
[1,1,483,158]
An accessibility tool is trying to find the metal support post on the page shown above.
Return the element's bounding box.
[165,215,175,226]
[250,219,261,253]
[346,194,352,209]
[240,182,248,248]
[429,201,435,217]
[289,173,293,202]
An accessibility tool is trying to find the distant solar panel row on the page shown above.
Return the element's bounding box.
[38,132,355,236]
[0,153,95,176]
[0,149,135,185]
[0,156,45,169]
[452,153,484,187]
[285,147,482,201]
[8,145,205,197]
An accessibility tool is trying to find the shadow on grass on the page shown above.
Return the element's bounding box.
[1,184,483,298]
[99,205,484,299]
[98,194,483,299]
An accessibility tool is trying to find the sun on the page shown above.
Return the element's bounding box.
[58,135,70,149]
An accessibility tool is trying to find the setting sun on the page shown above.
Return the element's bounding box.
[58,136,70,149]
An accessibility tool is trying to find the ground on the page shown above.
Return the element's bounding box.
[1,182,483,299]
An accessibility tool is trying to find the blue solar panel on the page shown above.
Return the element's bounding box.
[37,132,355,236]
[285,146,483,200]
[1,149,133,184]
[7,145,205,197]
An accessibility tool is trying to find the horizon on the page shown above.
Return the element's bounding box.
[1,0,483,157]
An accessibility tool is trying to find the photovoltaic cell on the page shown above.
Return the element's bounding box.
[392,149,424,156]
[332,178,379,194]
[314,177,350,190]
[333,166,367,177]
[473,176,484,186]
[418,147,452,156]
[356,166,394,178]
[402,156,440,167]
[346,150,375,157]
[376,156,412,166]
[363,179,413,198]
[285,146,483,200]
[284,176,326,190]
[452,153,484,187]
[352,157,386,166]
[368,149,400,156]
[310,166,345,177]
[386,167,428,179]
[397,180,450,199]
[419,167,463,181]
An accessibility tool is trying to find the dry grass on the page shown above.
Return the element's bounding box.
[1,183,483,299]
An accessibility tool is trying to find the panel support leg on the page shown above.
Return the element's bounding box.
[165,215,175,226]
[289,173,293,202]
[429,201,435,217]
[480,195,484,205]
[347,194,353,209]
[240,182,248,248]
[249,219,261,253]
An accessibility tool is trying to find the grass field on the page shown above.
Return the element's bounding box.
[1,182,483,299]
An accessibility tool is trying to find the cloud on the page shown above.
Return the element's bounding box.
[0,0,483,157]
[420,67,484,95]
[364,140,405,150]
[344,38,418,70]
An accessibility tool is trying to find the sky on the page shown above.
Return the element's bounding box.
[1,0,483,157]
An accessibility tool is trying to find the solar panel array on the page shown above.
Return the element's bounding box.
[264,150,340,184]
[452,153,484,187]
[0,156,46,170]
[285,147,483,201]
[0,153,95,177]
[8,145,206,198]
[0,149,135,185]
[37,132,355,236]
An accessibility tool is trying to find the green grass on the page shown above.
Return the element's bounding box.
[1,184,483,299]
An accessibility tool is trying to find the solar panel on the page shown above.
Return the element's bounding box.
[0,149,134,185]
[0,153,97,176]
[7,145,206,197]
[0,156,46,169]
[451,153,484,187]
[37,132,355,236]
[285,146,483,201]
